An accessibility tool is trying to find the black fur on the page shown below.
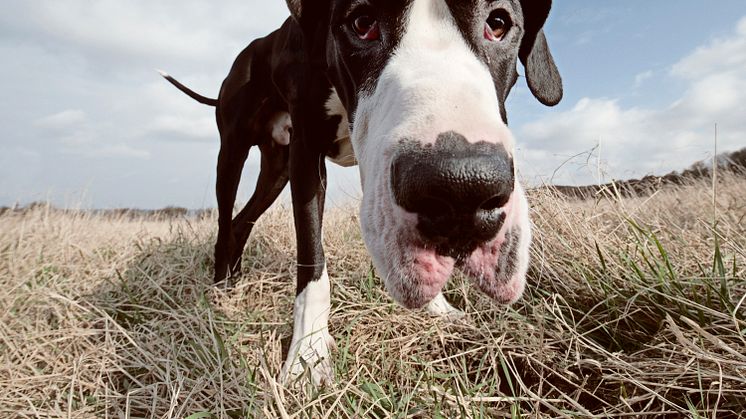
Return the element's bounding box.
[163,0,562,297]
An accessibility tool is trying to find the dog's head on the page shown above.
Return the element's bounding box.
[287,0,562,308]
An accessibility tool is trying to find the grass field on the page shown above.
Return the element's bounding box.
[1,176,745,418]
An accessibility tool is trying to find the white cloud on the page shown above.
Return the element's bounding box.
[86,144,152,160]
[33,108,152,159]
[2,1,289,66]
[143,79,219,142]
[35,109,88,130]
[0,1,292,208]
[518,16,746,185]
[671,17,746,80]
[634,70,654,87]
[34,109,97,147]
[149,115,216,142]
[2,3,743,208]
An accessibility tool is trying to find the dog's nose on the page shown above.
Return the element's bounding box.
[391,132,514,254]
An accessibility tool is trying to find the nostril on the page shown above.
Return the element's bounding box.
[391,133,516,246]
[413,196,453,219]
[414,196,456,242]
[479,192,512,212]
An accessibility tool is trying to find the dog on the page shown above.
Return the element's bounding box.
[162,0,562,385]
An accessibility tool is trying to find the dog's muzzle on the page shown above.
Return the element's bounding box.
[391,131,514,258]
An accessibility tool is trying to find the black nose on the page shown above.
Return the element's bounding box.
[391,132,514,255]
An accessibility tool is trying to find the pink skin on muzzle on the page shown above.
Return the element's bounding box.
[387,240,456,309]
[374,187,527,309]
[371,205,452,308]
[462,191,527,304]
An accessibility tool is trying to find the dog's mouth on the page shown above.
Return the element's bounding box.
[417,211,508,261]
[364,187,529,309]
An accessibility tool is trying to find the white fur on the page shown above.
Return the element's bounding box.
[511,183,533,297]
[277,0,532,385]
[269,111,292,146]
[280,266,335,386]
[351,0,526,309]
[325,89,356,167]
[426,292,465,321]
[467,182,532,304]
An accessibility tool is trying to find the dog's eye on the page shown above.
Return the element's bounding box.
[351,14,380,41]
[485,10,511,41]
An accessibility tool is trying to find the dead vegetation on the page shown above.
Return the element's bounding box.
[1,176,745,418]
[552,146,746,200]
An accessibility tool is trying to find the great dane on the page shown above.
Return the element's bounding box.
[162,0,562,385]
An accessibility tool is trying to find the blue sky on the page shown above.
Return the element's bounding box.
[545,1,746,110]
[1,1,745,209]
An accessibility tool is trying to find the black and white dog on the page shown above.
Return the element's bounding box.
[162,0,562,384]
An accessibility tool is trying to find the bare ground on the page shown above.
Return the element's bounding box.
[1,176,745,418]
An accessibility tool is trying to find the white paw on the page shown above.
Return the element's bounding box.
[280,266,335,386]
[426,292,465,321]
[281,329,335,386]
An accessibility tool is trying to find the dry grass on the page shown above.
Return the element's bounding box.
[1,176,745,418]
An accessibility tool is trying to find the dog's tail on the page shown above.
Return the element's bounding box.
[157,69,218,107]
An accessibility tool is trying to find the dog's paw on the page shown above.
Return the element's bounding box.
[280,329,335,386]
[426,292,466,322]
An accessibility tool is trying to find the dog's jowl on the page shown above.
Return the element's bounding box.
[163,0,561,385]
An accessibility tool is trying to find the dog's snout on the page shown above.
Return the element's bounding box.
[391,132,514,253]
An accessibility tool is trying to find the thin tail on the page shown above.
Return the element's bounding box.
[157,69,218,107]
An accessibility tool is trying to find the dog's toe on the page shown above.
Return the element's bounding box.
[280,331,335,387]
[281,356,334,387]
[425,292,465,322]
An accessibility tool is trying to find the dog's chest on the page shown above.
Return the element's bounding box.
[324,89,356,167]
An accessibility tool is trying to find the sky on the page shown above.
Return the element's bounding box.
[1,0,745,209]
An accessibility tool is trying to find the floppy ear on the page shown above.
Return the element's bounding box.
[519,1,563,106]
[286,0,301,21]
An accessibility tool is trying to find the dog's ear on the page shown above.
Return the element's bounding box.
[286,0,301,21]
[519,1,563,106]
[285,0,328,36]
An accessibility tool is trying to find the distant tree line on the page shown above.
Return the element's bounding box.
[2,148,744,214]
[547,147,746,200]
[0,203,215,220]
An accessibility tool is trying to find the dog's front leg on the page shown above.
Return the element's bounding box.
[280,141,335,386]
